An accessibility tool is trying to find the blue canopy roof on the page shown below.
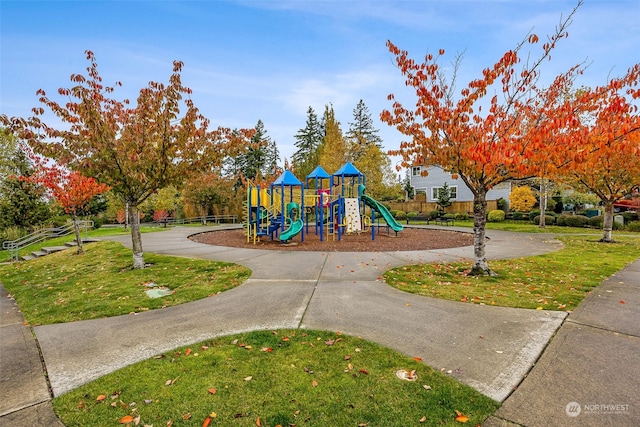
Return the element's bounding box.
[333,162,362,177]
[272,169,302,186]
[307,166,331,179]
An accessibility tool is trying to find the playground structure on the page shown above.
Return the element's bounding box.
[245,162,403,244]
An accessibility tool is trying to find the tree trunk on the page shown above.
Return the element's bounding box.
[538,178,547,228]
[72,212,83,255]
[201,204,207,225]
[469,190,496,276]
[128,204,146,269]
[601,201,615,243]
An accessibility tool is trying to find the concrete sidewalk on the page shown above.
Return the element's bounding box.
[1,226,638,426]
[488,258,640,427]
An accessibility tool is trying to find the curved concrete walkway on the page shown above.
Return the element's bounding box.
[2,225,638,426]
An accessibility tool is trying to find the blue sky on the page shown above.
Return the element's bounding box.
[1,0,638,168]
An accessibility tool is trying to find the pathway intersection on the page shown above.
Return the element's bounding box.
[1,225,638,426]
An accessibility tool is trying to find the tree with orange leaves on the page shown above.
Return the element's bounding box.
[2,51,253,268]
[23,156,110,254]
[381,3,585,275]
[560,70,640,242]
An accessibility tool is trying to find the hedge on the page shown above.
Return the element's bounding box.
[533,215,557,225]
[557,214,589,227]
[487,210,506,222]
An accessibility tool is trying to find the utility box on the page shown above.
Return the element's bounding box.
[614,215,624,226]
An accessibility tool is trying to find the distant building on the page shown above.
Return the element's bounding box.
[409,165,511,206]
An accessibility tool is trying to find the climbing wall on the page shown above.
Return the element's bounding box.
[344,198,362,233]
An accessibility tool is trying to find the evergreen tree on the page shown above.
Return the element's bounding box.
[318,104,347,174]
[0,134,51,229]
[223,120,278,182]
[346,99,383,161]
[292,106,323,177]
[436,182,452,212]
[261,124,281,178]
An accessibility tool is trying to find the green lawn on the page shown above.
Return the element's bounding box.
[0,225,167,263]
[0,240,251,325]
[53,329,499,427]
[384,235,640,311]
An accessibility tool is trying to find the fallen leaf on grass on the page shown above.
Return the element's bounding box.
[119,415,134,424]
[359,369,369,375]
[455,410,469,423]
[165,377,179,386]
[202,412,217,427]
[208,388,217,394]
[182,413,192,420]
[261,347,273,352]
[96,394,107,402]
[420,415,427,422]
[185,348,192,356]
[244,376,253,381]
[256,417,262,426]
[312,380,318,387]
[412,356,423,362]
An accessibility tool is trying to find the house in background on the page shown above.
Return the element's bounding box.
[405,165,511,213]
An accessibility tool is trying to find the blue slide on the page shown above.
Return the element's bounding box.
[361,194,404,232]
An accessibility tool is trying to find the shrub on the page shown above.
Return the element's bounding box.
[487,210,506,222]
[91,217,104,229]
[626,221,640,232]
[588,216,603,228]
[563,215,589,227]
[621,212,639,223]
[0,226,24,243]
[407,211,419,219]
[442,213,455,220]
[454,212,469,220]
[394,211,407,221]
[429,210,441,219]
[512,212,526,220]
[497,197,508,212]
[533,215,556,225]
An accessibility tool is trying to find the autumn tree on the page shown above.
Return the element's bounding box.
[292,106,323,179]
[353,143,401,200]
[318,104,347,174]
[23,155,110,253]
[381,4,584,275]
[509,186,537,212]
[560,69,640,242]
[182,173,234,224]
[1,51,253,268]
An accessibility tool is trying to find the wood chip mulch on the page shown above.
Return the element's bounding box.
[189,226,474,252]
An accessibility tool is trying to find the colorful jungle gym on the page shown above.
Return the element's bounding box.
[246,162,403,244]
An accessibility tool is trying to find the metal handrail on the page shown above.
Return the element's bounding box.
[2,220,94,261]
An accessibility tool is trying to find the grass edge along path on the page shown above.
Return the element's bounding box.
[384,235,640,311]
[0,240,251,325]
[52,329,499,427]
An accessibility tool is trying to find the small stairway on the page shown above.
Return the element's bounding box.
[20,239,101,261]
